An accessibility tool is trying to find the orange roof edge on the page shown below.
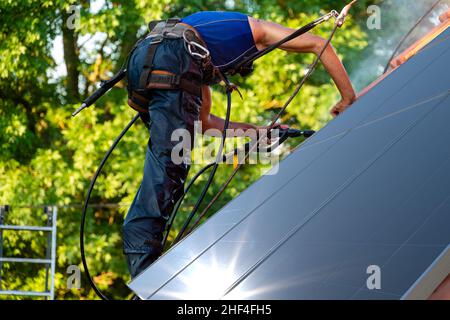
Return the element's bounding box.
[357,10,450,100]
[390,19,450,69]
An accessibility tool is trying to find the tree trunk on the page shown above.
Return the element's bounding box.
[62,10,80,102]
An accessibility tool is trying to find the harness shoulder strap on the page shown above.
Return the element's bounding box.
[139,18,182,90]
[165,18,180,28]
[138,41,159,89]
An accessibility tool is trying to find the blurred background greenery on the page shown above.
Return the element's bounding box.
[1,0,442,299]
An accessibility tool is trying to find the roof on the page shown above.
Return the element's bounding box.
[129,26,450,300]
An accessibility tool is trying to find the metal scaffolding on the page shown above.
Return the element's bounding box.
[0,205,57,300]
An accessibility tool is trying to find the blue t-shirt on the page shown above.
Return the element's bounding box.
[181,11,258,72]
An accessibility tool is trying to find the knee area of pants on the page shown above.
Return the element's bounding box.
[122,218,166,234]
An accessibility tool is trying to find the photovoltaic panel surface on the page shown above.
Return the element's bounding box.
[129,27,450,300]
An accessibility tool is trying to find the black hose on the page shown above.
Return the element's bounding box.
[383,0,442,73]
[161,162,215,248]
[80,114,139,300]
[79,76,232,300]
[173,88,233,244]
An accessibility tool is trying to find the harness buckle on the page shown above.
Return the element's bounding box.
[182,29,210,60]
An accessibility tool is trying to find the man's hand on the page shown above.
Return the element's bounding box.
[252,124,290,145]
[330,96,356,118]
[255,124,289,133]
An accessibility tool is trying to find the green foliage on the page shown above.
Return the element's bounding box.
[0,0,370,299]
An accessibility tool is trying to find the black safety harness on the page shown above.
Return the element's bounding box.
[127,18,208,113]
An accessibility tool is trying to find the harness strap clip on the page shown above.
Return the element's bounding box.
[182,29,210,60]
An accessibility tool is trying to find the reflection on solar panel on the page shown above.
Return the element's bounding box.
[129,27,450,300]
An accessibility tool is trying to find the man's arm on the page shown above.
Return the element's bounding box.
[199,85,264,138]
[248,17,356,117]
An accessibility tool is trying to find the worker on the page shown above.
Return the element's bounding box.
[123,11,356,278]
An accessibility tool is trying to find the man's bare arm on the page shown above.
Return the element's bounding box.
[199,86,262,137]
[248,17,356,116]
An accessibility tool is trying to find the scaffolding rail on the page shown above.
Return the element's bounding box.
[0,205,57,300]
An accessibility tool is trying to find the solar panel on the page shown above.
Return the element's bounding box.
[129,26,450,300]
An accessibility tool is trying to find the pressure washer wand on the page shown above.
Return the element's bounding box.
[72,69,126,117]
[222,128,316,162]
[165,127,315,248]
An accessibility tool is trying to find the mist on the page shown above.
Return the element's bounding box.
[351,0,450,92]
